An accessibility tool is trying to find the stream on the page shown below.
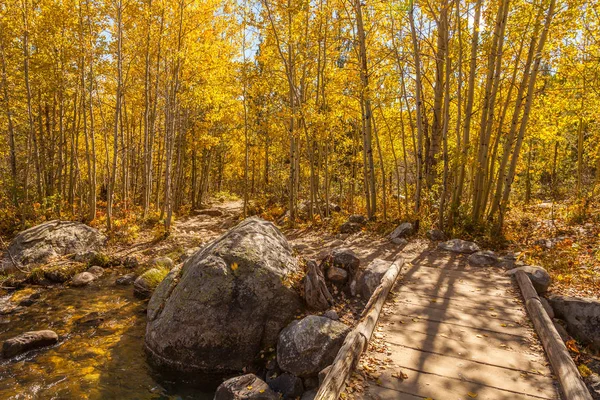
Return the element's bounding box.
[0,271,214,399]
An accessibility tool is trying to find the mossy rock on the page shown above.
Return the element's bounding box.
[88,252,111,268]
[44,262,86,283]
[133,268,168,299]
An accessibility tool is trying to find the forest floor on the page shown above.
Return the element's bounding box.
[501,200,600,299]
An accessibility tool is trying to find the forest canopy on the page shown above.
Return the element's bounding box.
[0,0,598,237]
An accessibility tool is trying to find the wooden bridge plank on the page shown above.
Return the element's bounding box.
[365,366,559,400]
[376,343,557,398]
[381,329,549,374]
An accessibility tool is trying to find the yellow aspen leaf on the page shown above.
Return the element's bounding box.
[578,364,592,378]
[467,392,478,398]
[231,262,238,271]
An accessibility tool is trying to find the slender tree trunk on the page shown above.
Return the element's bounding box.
[428,1,448,189]
[355,0,376,219]
[107,0,123,231]
[453,0,482,221]
[0,34,18,207]
[409,3,425,224]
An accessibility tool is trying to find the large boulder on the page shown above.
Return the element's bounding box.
[145,217,303,377]
[353,258,389,299]
[389,222,413,239]
[548,295,600,350]
[438,239,480,254]
[2,330,59,358]
[1,220,106,273]
[214,374,278,400]
[507,265,551,294]
[277,315,349,377]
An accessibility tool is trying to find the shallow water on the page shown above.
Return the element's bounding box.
[0,272,214,399]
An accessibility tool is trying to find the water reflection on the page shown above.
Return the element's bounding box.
[0,272,213,399]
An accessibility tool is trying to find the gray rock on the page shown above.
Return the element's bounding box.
[133,268,167,299]
[548,295,600,350]
[326,266,348,282]
[323,310,339,321]
[87,266,104,277]
[304,260,333,311]
[2,330,58,358]
[277,315,349,377]
[149,256,174,270]
[145,217,303,377]
[303,376,319,390]
[327,248,360,278]
[115,273,136,285]
[339,222,361,234]
[71,272,97,287]
[1,220,106,273]
[301,389,317,400]
[427,229,446,241]
[389,222,413,239]
[214,374,278,400]
[507,265,551,294]
[391,237,408,246]
[267,372,304,399]
[348,215,367,225]
[468,250,500,267]
[438,239,480,254]
[354,258,389,299]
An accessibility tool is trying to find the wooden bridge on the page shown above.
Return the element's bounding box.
[361,248,560,399]
[314,242,592,400]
